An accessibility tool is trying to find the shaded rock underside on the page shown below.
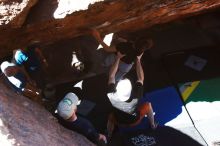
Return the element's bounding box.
[1,0,220,57]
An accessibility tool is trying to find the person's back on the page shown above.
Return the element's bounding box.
[58,114,100,143]
[107,78,146,126]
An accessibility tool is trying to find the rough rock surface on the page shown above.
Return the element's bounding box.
[0,77,94,146]
[1,0,220,58]
[0,0,38,28]
[0,1,220,145]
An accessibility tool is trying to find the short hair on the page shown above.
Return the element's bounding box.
[27,43,40,50]
[135,37,153,56]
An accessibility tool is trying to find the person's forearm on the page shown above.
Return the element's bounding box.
[98,37,109,49]
[19,66,33,83]
[136,59,144,84]
[35,48,47,65]
[92,29,116,52]
[88,131,100,143]
[108,56,120,84]
[96,35,116,52]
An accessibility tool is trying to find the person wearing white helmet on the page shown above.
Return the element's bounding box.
[106,52,157,138]
[1,61,42,103]
[57,92,107,145]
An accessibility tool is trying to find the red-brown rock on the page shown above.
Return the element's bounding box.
[1,0,220,58]
[0,78,94,146]
[0,0,38,28]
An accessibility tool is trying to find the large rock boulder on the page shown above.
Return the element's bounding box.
[0,77,94,146]
[0,0,38,28]
[1,0,220,58]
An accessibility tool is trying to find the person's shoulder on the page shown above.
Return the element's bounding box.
[135,81,143,86]
[74,116,94,127]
